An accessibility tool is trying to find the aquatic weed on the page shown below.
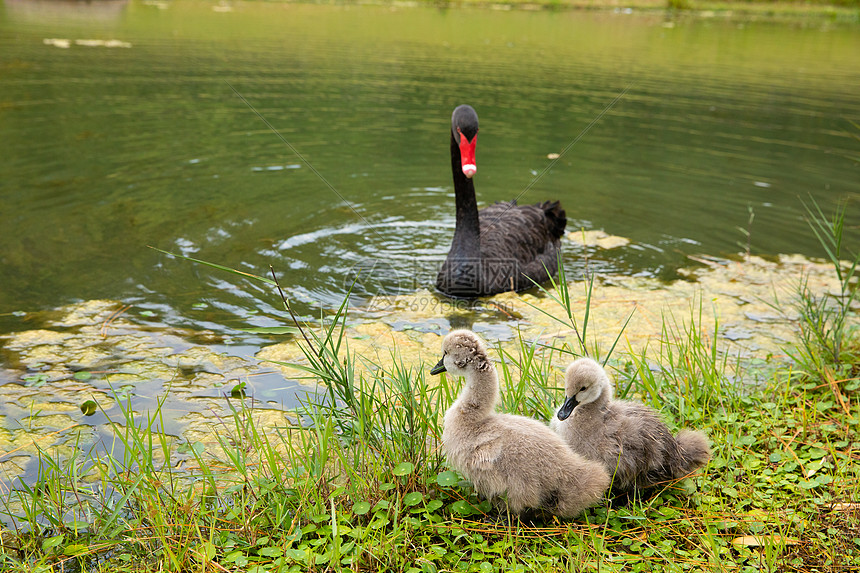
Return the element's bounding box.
[791,196,860,375]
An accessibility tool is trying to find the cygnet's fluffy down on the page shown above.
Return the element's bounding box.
[550,358,711,491]
[431,330,609,518]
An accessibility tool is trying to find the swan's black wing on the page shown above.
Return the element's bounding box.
[476,200,567,294]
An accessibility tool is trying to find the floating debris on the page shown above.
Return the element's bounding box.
[252,164,302,172]
[44,38,132,49]
[75,39,133,48]
[43,38,70,49]
[567,229,631,249]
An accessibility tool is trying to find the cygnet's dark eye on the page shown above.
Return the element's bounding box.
[580,386,586,392]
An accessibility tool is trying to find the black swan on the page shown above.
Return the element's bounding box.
[436,104,567,298]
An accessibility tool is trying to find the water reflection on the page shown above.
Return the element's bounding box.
[4,0,129,24]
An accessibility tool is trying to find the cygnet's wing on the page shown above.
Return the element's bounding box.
[612,401,673,457]
[471,440,503,470]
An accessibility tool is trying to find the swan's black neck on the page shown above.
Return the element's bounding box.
[450,132,481,261]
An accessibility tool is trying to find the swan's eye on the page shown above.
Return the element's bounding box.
[580,386,586,392]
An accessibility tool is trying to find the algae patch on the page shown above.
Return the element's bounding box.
[259,254,841,386]
[0,300,312,489]
[0,254,847,495]
[567,229,631,249]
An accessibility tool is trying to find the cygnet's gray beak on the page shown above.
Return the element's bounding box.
[430,358,447,375]
[556,395,579,421]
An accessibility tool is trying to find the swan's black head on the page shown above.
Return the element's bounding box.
[452,105,478,179]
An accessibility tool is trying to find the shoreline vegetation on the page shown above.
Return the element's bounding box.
[351,0,860,19]
[1,204,858,571]
[422,0,857,9]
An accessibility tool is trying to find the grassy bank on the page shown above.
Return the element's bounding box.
[421,0,860,12]
[370,0,860,19]
[2,286,858,571]
[1,207,859,571]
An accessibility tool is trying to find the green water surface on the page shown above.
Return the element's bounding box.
[1,1,858,332]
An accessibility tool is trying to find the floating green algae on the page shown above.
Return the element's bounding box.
[0,300,308,489]
[0,253,847,492]
[259,253,841,384]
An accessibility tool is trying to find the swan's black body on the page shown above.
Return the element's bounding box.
[436,105,567,298]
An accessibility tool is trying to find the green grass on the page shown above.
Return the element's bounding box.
[3,210,860,572]
[408,0,860,16]
[789,196,860,377]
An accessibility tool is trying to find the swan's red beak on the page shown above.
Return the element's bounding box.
[457,128,477,179]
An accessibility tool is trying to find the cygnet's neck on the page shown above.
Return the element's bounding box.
[453,365,499,418]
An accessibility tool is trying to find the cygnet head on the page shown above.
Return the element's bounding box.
[556,358,612,421]
[430,329,491,377]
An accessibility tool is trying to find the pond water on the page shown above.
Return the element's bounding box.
[0,1,859,493]
[2,1,858,331]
